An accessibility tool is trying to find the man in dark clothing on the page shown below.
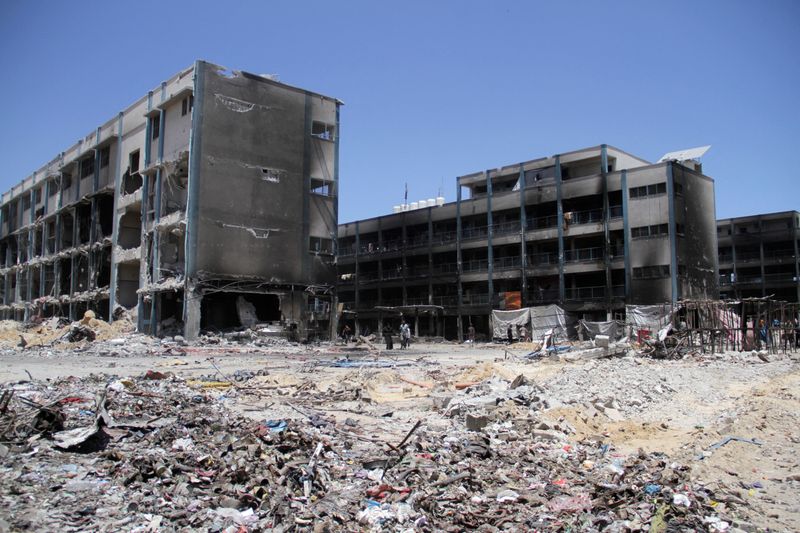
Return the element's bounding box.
[383,325,394,350]
[507,324,513,344]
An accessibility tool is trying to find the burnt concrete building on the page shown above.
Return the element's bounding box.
[337,145,718,339]
[0,61,341,339]
[717,211,800,303]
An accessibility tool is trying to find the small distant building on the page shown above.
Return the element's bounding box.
[0,61,341,340]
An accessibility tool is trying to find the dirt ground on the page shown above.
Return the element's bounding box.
[1,340,799,531]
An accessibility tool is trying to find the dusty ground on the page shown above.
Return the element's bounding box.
[1,339,799,531]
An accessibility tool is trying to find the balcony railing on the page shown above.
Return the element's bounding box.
[564,285,624,301]
[564,246,604,263]
[463,293,490,306]
[526,214,559,231]
[529,251,559,266]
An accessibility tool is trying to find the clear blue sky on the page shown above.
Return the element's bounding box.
[1,0,797,223]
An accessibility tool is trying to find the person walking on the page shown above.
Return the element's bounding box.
[400,321,411,349]
[507,324,514,344]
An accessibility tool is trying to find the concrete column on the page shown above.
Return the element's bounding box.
[621,170,631,300]
[427,207,433,305]
[109,112,124,318]
[666,163,679,303]
[456,178,463,342]
[401,212,407,305]
[793,214,800,304]
[730,221,738,298]
[354,221,360,309]
[555,155,565,303]
[377,218,383,305]
[601,145,612,308]
[518,164,527,305]
[758,217,766,297]
[184,285,202,340]
[486,170,494,309]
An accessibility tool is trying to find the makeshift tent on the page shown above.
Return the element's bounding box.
[626,304,675,341]
[490,308,530,340]
[530,304,575,341]
[580,320,619,340]
[491,305,577,341]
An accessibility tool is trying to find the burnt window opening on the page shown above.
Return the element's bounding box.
[118,211,142,249]
[311,121,335,141]
[76,204,92,244]
[629,182,667,199]
[181,95,194,116]
[674,182,683,196]
[79,156,95,179]
[311,178,332,196]
[632,265,670,279]
[58,263,70,296]
[97,195,114,238]
[151,116,160,140]
[61,174,72,192]
[96,250,111,288]
[33,188,42,204]
[201,293,281,331]
[310,236,334,255]
[631,223,669,239]
[100,146,110,168]
[129,150,140,174]
[123,171,143,195]
[61,213,74,249]
[117,263,140,308]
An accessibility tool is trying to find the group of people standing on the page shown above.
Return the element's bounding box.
[383,320,412,350]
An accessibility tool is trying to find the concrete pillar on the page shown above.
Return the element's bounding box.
[555,155,565,303]
[456,178,463,342]
[184,285,202,340]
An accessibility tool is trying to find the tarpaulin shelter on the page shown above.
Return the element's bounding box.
[626,304,675,341]
[491,308,530,340]
[491,305,577,341]
[579,320,619,340]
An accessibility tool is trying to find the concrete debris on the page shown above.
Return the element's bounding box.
[0,331,798,531]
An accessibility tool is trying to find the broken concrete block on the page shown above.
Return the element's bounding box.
[466,414,488,432]
[595,335,610,348]
[603,408,625,422]
[531,429,563,441]
[432,394,452,410]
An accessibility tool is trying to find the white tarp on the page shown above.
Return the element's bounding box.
[491,305,577,341]
[626,304,674,338]
[530,304,572,341]
[491,308,530,340]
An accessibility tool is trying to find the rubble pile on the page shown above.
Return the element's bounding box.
[0,371,733,531]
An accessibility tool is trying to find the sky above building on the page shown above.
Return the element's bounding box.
[0,0,797,223]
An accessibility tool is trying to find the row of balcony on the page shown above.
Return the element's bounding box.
[340,206,623,257]
[341,285,625,310]
[346,247,623,282]
[719,272,799,286]
[718,249,797,264]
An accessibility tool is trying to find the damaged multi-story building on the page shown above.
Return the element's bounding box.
[337,145,719,339]
[717,210,800,303]
[0,61,341,340]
